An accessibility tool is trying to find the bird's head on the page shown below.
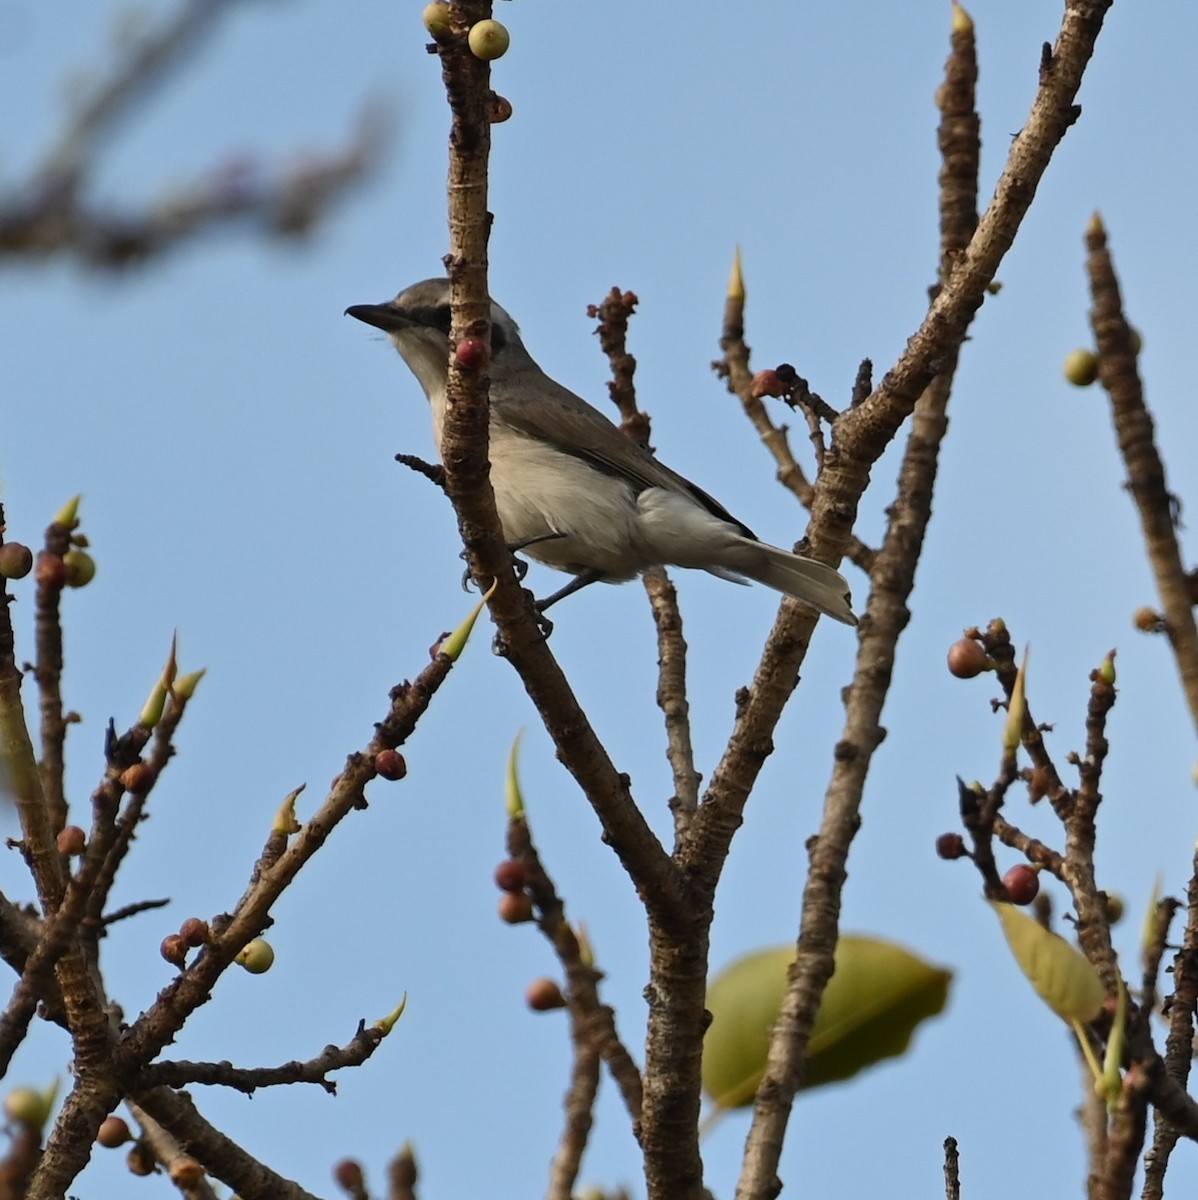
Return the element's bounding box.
[346,277,525,399]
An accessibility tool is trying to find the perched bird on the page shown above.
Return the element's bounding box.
[346,278,856,625]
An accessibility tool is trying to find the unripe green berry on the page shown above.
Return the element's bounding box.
[63,548,96,587]
[468,18,510,60]
[1063,348,1098,387]
[237,938,275,974]
[422,1,451,39]
[4,1086,51,1129]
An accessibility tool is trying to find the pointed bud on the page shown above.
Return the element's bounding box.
[1141,874,1164,956]
[442,579,498,661]
[1088,211,1105,237]
[1098,652,1116,685]
[951,1,974,32]
[1002,648,1029,754]
[174,668,206,699]
[576,921,595,968]
[139,634,179,728]
[139,679,169,730]
[53,495,81,529]
[505,729,526,818]
[728,246,745,303]
[1100,979,1127,1112]
[273,786,304,836]
[374,994,408,1035]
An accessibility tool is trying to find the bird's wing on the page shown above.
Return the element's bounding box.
[498,371,758,539]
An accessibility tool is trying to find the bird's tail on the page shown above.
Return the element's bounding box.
[736,543,858,625]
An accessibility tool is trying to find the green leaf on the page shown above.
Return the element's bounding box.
[702,937,953,1110]
[990,901,1105,1023]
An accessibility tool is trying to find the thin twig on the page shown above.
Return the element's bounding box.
[1084,218,1198,734]
[508,817,643,1123]
[138,1018,389,1095]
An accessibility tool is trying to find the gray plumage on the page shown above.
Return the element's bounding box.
[347,278,856,626]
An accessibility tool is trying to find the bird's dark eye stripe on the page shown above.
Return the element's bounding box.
[402,302,509,355]
[401,304,452,334]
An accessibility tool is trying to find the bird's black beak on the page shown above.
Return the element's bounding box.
[345,302,409,333]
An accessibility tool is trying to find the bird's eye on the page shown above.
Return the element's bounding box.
[491,320,508,356]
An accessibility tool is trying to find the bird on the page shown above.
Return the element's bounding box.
[346,278,857,626]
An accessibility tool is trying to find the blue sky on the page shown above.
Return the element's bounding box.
[4,2,1198,1196]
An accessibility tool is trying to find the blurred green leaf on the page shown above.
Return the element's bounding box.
[702,936,953,1110]
[990,901,1104,1023]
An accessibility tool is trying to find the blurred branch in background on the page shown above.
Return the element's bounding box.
[0,0,385,270]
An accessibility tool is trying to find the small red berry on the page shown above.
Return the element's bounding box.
[169,1157,204,1188]
[493,858,527,893]
[1002,863,1040,906]
[160,934,188,967]
[525,977,567,1011]
[178,917,210,948]
[56,825,86,857]
[126,1142,155,1176]
[498,891,535,924]
[454,336,489,371]
[333,1158,366,1191]
[947,638,987,678]
[750,369,787,399]
[935,832,968,860]
[374,749,407,781]
[97,1116,131,1149]
[120,762,155,793]
[0,543,33,580]
[489,92,514,123]
[1133,606,1163,633]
